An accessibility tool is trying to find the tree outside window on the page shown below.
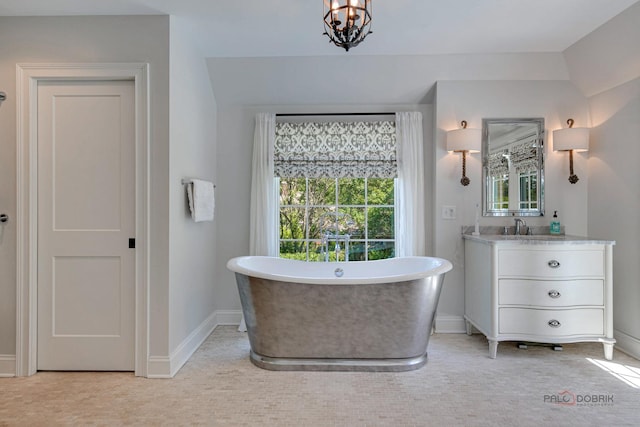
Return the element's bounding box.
[279,177,395,261]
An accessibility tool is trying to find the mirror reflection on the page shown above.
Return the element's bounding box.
[482,118,544,217]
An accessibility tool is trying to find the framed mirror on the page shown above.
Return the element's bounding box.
[482,118,544,217]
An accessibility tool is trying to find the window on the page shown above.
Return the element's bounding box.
[489,175,509,210]
[274,120,397,262]
[279,177,395,261]
[518,171,538,210]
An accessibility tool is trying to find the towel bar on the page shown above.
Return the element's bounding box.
[181,178,216,188]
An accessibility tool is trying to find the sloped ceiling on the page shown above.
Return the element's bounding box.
[3,0,637,105]
[1,0,637,57]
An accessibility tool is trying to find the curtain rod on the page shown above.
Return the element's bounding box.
[276,112,395,117]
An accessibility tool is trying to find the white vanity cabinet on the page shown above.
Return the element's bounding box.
[463,235,615,360]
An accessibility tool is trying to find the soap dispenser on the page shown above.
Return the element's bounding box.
[550,211,561,235]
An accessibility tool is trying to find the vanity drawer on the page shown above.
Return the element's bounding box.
[498,248,604,278]
[499,308,604,336]
[498,279,604,307]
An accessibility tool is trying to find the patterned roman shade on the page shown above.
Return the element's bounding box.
[488,150,509,178]
[274,121,397,178]
[509,140,539,174]
[487,139,539,177]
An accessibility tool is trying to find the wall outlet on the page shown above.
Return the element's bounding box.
[442,205,457,220]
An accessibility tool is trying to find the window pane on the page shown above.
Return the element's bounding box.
[308,240,324,262]
[519,176,530,202]
[307,178,335,205]
[309,207,335,239]
[502,178,509,208]
[339,207,365,238]
[368,207,394,239]
[348,241,367,261]
[492,177,509,210]
[279,207,306,239]
[338,178,365,205]
[368,178,394,205]
[279,171,395,262]
[530,175,537,203]
[280,177,306,206]
[280,241,307,260]
[368,242,395,260]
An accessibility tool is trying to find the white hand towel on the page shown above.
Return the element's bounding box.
[187,179,215,222]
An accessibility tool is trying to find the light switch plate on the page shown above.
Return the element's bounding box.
[442,205,457,220]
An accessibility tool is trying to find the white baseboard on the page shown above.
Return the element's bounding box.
[614,329,640,360]
[146,309,243,378]
[214,310,243,326]
[146,356,172,379]
[0,354,16,377]
[434,315,467,334]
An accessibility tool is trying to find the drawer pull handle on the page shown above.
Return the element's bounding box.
[547,260,561,268]
[548,319,561,328]
[548,290,561,298]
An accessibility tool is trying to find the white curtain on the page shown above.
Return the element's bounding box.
[249,113,279,256]
[395,112,426,257]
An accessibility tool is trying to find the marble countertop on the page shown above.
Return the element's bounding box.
[460,225,615,245]
[462,233,615,245]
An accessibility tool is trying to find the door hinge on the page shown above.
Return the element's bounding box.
[129,238,136,249]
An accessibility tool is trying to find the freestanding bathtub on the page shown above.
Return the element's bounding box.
[226,256,453,372]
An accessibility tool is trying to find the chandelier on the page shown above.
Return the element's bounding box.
[323,0,372,52]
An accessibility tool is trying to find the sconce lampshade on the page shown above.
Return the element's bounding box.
[553,127,589,152]
[553,119,589,184]
[446,121,481,186]
[446,128,481,153]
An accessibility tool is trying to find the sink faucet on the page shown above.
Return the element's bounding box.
[514,218,526,235]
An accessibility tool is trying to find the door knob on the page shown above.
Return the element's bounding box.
[0,213,8,223]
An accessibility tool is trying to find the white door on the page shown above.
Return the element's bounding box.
[37,80,135,371]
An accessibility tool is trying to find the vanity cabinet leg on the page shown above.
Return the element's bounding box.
[603,343,614,361]
[465,320,473,336]
[488,340,498,359]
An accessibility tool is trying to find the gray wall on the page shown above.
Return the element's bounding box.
[564,1,640,97]
[564,2,640,357]
[0,15,221,374]
[433,80,590,331]
[207,53,573,320]
[213,104,431,313]
[208,53,569,106]
[168,17,219,354]
[185,2,640,358]
[588,78,640,355]
[0,16,171,359]
[1,3,638,371]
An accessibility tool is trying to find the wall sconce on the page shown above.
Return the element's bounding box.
[553,118,589,184]
[447,120,481,186]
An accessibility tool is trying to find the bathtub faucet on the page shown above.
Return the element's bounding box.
[321,232,351,262]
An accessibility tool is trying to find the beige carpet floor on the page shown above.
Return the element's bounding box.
[1,326,639,426]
